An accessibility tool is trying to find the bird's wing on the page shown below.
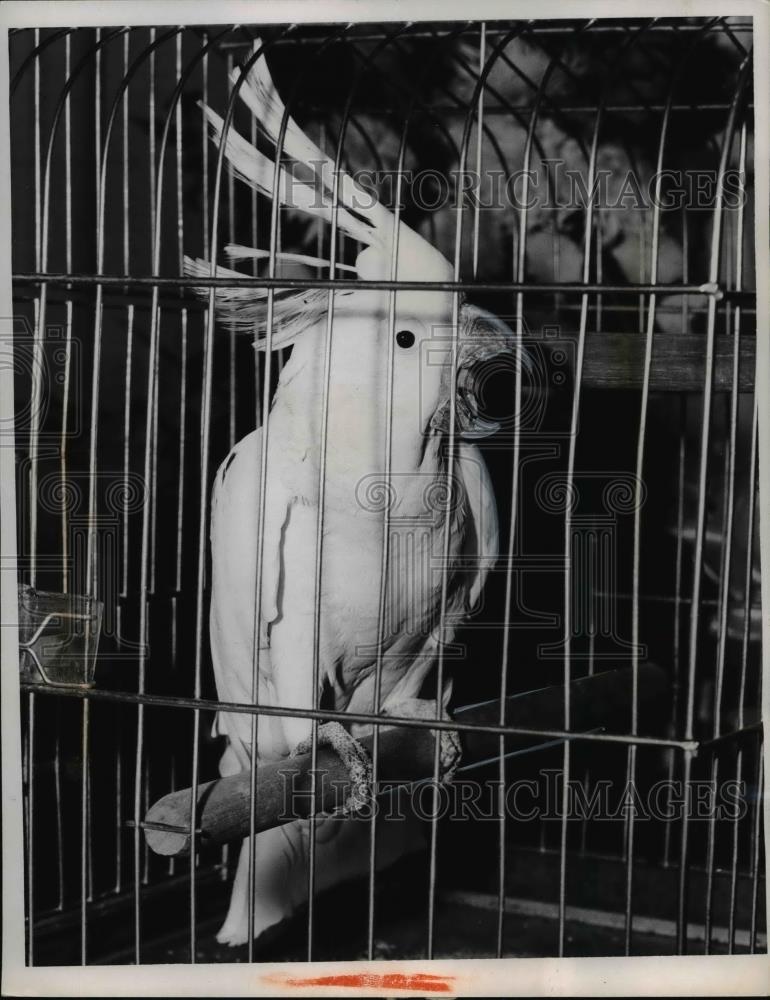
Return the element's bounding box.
[262,496,329,752]
[455,440,499,611]
[210,421,327,754]
[209,428,295,763]
[209,428,289,640]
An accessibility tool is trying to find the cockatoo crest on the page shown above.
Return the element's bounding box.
[184,39,515,438]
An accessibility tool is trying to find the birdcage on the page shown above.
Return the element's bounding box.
[6,16,765,967]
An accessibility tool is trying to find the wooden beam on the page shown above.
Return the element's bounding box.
[533,332,755,391]
[144,664,666,857]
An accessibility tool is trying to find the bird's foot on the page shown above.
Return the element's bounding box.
[291,721,372,815]
[383,698,462,782]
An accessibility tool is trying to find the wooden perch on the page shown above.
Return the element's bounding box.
[144,664,666,857]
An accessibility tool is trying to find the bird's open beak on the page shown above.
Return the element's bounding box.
[430,304,517,439]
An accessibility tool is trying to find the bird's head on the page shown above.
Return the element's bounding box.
[347,231,516,444]
[183,40,517,454]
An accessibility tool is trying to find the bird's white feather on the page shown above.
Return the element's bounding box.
[232,42,392,231]
[200,102,378,247]
[183,254,358,347]
[223,243,356,273]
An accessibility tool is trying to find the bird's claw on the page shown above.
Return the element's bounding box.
[383,698,462,783]
[291,721,372,816]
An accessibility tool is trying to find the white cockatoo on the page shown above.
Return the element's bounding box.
[185,41,514,947]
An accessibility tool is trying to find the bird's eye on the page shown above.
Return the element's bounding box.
[396,330,416,349]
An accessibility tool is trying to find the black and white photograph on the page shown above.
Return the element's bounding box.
[1,1,768,995]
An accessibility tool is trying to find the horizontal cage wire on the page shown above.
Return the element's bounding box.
[7,16,765,966]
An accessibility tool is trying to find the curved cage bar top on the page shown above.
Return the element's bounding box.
[4,14,765,970]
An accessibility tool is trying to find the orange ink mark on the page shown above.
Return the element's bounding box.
[267,972,453,993]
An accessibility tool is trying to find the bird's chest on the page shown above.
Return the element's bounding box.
[316,477,458,671]
[273,375,418,494]
[267,394,460,675]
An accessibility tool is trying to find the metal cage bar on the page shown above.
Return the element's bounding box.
[8,18,763,965]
